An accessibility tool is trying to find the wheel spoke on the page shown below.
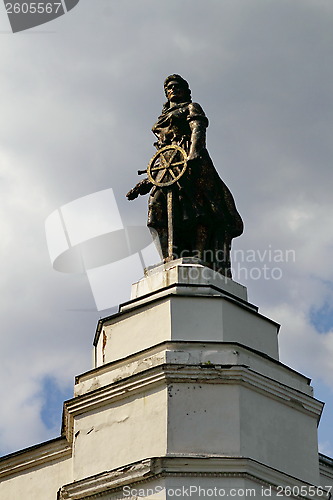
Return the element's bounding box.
[159,169,168,182]
[168,149,178,165]
[169,169,177,180]
[160,152,168,167]
[151,164,168,171]
[170,160,185,167]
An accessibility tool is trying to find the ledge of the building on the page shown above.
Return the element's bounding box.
[58,454,331,500]
[80,340,312,388]
[320,453,333,469]
[0,436,71,479]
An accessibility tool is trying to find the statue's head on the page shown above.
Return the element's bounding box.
[164,74,192,103]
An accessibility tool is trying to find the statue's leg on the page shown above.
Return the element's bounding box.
[220,242,232,278]
[194,223,211,263]
[213,235,232,278]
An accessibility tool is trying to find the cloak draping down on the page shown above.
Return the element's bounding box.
[146,100,243,274]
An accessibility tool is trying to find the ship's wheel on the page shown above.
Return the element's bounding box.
[147,145,187,187]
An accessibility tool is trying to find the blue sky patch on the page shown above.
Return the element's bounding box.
[40,376,73,431]
[310,303,333,334]
[313,379,333,456]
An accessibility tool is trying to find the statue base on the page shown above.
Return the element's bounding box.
[128,257,248,309]
[93,258,279,367]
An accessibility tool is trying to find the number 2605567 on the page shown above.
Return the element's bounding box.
[5,3,62,14]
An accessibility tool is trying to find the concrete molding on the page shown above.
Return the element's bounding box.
[62,363,323,443]
[319,454,333,482]
[120,285,255,315]
[76,341,311,394]
[58,455,329,500]
[0,437,71,480]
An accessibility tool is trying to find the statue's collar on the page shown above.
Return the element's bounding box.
[167,101,191,112]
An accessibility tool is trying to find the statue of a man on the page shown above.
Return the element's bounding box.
[127,74,243,277]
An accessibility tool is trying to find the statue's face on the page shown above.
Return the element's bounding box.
[165,80,186,103]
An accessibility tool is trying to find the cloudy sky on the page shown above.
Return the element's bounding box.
[0,0,333,458]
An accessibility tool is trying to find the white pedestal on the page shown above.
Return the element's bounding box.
[59,261,324,498]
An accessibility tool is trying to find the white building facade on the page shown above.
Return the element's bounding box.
[1,260,333,499]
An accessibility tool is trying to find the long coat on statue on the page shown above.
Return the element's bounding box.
[146,99,243,276]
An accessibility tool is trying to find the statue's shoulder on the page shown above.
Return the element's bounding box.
[187,102,208,126]
[188,102,205,114]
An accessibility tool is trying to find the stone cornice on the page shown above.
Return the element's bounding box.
[0,437,71,480]
[63,363,323,442]
[77,340,311,387]
[59,455,329,500]
[319,454,333,480]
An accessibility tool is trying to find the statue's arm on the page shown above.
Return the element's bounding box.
[126,178,152,200]
[187,102,209,161]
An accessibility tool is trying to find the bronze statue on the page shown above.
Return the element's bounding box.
[126,74,243,277]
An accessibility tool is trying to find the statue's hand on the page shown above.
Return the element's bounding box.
[187,152,200,163]
[187,154,200,175]
[126,187,139,201]
[126,179,152,200]
[137,178,153,195]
